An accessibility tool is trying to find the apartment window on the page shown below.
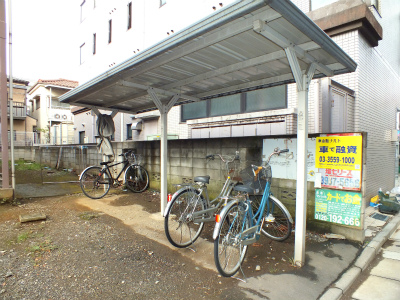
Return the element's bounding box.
[108,19,112,43]
[35,98,40,110]
[210,94,241,117]
[160,0,166,7]
[311,0,339,10]
[80,1,87,22]
[80,43,86,64]
[245,85,286,112]
[93,33,96,55]
[182,101,207,121]
[127,2,132,30]
[181,85,287,121]
[126,124,132,140]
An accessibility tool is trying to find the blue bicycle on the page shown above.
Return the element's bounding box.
[213,148,293,277]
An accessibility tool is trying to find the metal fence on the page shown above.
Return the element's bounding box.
[0,131,38,147]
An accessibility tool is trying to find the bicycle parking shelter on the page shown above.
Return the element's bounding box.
[60,0,357,266]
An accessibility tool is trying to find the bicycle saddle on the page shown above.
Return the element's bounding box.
[233,184,254,194]
[193,176,210,184]
[100,161,112,165]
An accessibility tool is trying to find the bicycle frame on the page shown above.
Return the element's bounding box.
[163,174,237,222]
[213,150,293,244]
[79,159,130,184]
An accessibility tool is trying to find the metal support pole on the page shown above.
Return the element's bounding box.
[147,89,180,214]
[0,0,9,188]
[160,111,168,214]
[294,73,309,267]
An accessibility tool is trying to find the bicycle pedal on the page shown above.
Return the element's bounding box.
[265,214,275,222]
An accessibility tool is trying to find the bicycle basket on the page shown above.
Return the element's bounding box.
[128,153,143,165]
[238,165,267,195]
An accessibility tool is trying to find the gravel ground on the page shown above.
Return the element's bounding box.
[0,193,252,300]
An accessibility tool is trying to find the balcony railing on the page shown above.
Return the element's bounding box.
[7,102,27,119]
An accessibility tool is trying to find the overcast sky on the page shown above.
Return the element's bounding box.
[8,0,79,84]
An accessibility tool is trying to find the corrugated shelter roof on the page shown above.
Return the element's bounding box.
[59,0,356,114]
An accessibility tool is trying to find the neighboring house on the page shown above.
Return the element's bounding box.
[73,0,400,197]
[0,78,37,147]
[28,79,79,145]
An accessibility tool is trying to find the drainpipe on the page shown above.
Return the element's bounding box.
[8,0,15,192]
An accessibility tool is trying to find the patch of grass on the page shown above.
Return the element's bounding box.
[269,266,278,273]
[17,232,31,243]
[287,256,297,267]
[14,160,43,171]
[29,240,58,254]
[78,211,99,220]
[28,240,58,266]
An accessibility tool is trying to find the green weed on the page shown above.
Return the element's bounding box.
[78,212,99,220]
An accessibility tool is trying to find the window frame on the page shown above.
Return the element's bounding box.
[92,33,96,55]
[80,0,86,22]
[80,43,86,64]
[127,2,132,30]
[108,19,112,44]
[126,123,132,140]
[181,85,287,122]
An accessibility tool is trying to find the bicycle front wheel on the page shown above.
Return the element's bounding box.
[261,195,292,241]
[164,189,206,248]
[214,202,249,277]
[80,166,111,199]
[125,165,149,193]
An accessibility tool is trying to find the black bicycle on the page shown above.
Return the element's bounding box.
[79,150,149,199]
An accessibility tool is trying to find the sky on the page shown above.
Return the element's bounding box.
[8,0,79,84]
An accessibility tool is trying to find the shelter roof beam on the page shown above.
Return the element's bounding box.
[253,20,334,78]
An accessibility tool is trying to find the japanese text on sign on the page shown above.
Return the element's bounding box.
[316,135,362,171]
[315,189,361,227]
[321,168,361,190]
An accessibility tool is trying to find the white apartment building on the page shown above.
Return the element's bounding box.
[75,0,400,197]
[76,0,237,142]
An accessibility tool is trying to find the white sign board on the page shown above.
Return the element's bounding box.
[262,138,317,181]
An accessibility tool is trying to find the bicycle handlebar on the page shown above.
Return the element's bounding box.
[119,150,134,159]
[205,151,240,163]
[251,148,289,176]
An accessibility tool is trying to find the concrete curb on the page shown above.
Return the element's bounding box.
[319,213,400,300]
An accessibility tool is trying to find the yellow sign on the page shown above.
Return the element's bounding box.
[315,135,362,171]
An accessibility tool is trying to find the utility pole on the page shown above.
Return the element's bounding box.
[0,0,9,188]
[8,0,14,192]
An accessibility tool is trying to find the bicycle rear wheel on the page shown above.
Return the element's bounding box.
[80,166,111,199]
[164,189,206,248]
[125,165,149,193]
[261,195,292,241]
[214,202,249,277]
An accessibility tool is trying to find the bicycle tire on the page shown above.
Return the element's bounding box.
[125,165,149,193]
[164,189,206,248]
[258,195,292,241]
[214,202,249,277]
[80,166,111,199]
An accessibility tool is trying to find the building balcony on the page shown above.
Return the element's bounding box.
[7,102,27,119]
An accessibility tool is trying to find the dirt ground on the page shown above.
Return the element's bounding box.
[0,168,359,299]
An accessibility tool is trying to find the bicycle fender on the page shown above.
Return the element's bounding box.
[79,166,100,180]
[269,195,294,224]
[162,186,197,217]
[212,198,240,241]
